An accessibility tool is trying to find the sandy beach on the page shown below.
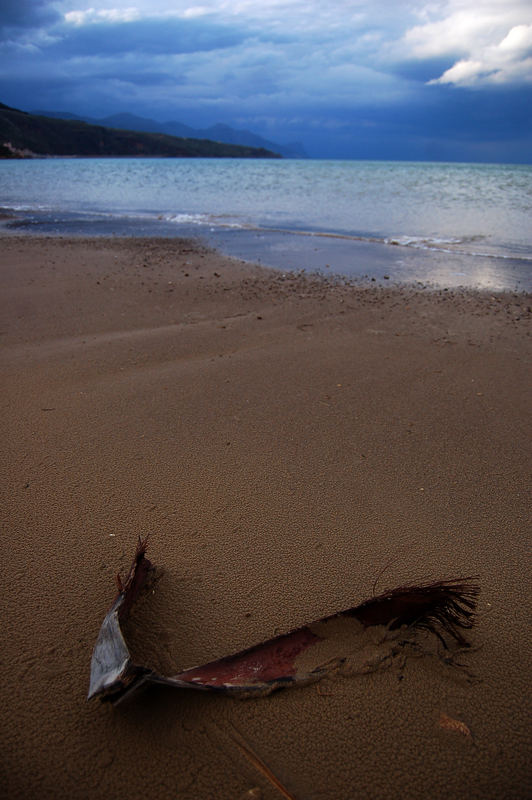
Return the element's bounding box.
[1,235,530,799]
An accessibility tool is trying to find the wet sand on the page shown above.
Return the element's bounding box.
[1,235,531,799]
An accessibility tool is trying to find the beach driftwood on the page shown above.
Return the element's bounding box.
[88,537,479,704]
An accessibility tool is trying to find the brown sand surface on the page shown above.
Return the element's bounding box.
[1,235,531,799]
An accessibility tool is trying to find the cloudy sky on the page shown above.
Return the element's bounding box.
[1,0,531,160]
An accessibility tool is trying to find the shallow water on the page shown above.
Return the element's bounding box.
[1,158,530,289]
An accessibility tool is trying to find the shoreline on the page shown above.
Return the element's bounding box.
[2,235,531,799]
[1,210,531,293]
[2,227,532,296]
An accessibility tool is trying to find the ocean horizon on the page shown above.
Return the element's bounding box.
[1,157,531,291]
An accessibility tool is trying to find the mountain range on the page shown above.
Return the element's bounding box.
[32,110,307,159]
[0,103,282,159]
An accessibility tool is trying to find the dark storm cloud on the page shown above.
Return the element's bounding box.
[0,1,530,161]
[0,0,60,34]
[51,17,253,58]
[390,58,461,84]
[360,84,532,141]
[303,82,532,160]
[93,71,179,87]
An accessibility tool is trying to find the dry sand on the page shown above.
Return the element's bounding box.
[1,235,530,799]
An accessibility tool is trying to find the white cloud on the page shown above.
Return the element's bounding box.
[65,8,141,25]
[435,59,487,84]
[58,0,371,32]
[499,22,532,52]
[399,1,532,86]
[433,23,532,85]
[181,6,212,18]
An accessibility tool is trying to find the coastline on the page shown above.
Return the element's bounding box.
[1,235,531,799]
[2,216,531,293]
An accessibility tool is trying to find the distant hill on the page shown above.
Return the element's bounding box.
[0,103,281,159]
[33,109,308,159]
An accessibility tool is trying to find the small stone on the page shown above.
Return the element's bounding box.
[239,789,262,800]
